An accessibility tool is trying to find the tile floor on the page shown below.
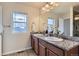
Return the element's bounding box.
[4,49,37,56]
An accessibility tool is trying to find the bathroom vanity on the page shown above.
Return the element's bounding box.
[31,34,79,56]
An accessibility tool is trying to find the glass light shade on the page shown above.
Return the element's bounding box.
[41,2,58,12]
[42,7,46,10]
[50,2,54,5]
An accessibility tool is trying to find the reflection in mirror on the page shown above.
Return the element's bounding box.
[48,18,54,33]
[73,6,79,36]
[39,2,77,37]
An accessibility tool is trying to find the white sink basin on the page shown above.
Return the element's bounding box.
[33,34,44,37]
[44,37,63,41]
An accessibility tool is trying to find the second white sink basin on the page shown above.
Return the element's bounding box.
[33,34,44,37]
[44,37,63,41]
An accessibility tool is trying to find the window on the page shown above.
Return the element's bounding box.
[48,18,54,32]
[12,12,28,32]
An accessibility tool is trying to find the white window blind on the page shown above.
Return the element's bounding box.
[13,12,28,32]
[48,18,54,32]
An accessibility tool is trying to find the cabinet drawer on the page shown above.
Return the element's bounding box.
[47,44,64,56]
[33,36,38,40]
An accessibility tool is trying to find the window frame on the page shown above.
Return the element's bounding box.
[12,12,29,33]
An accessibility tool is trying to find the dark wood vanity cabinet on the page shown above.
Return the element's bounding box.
[31,35,79,56]
[39,39,64,56]
[31,35,34,50]
[65,46,79,56]
[39,39,79,56]
[31,35,39,55]
[46,43,64,56]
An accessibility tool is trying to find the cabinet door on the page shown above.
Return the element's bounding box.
[31,35,34,49]
[39,43,46,56]
[66,46,79,56]
[34,38,38,54]
[32,36,39,55]
[47,43,64,56]
[47,49,57,56]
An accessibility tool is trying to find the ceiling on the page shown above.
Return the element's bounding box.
[19,2,79,15]
[21,2,46,8]
[0,2,79,15]
[0,2,45,8]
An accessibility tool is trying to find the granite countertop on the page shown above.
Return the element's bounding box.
[33,34,79,51]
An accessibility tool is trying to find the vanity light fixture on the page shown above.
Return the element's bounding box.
[75,15,79,20]
[75,17,79,20]
[50,2,54,5]
[42,2,58,12]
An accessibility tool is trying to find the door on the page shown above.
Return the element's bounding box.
[33,37,39,55]
[3,26,30,55]
[3,11,30,54]
[64,19,70,36]
[39,43,46,56]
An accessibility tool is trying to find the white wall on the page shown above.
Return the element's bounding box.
[39,13,48,32]
[1,3,40,55]
[70,6,73,36]
[0,6,2,33]
[0,6,2,56]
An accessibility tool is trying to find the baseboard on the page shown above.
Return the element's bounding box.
[2,47,32,55]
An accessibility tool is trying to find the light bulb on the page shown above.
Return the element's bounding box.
[45,4,49,8]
